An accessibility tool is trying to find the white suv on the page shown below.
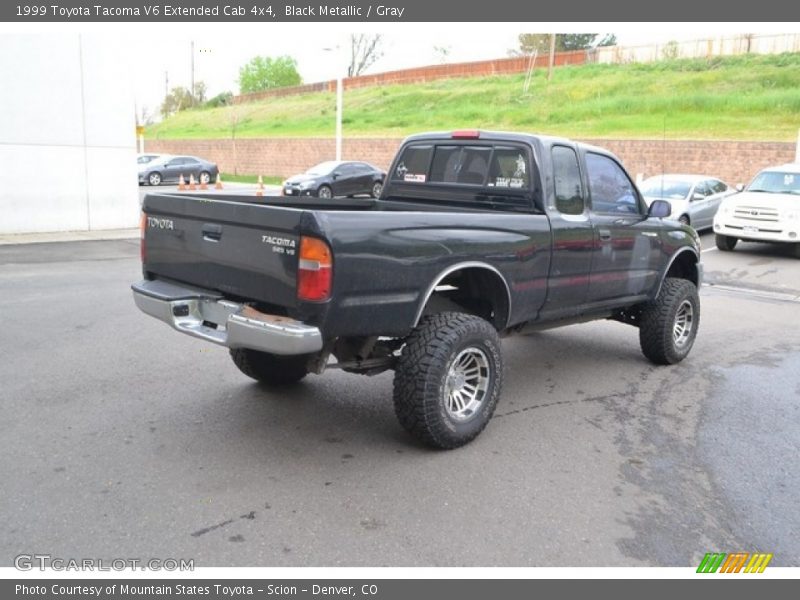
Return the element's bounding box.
[713,163,800,257]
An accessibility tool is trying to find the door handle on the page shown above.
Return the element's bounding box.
[202,223,222,242]
[598,228,612,241]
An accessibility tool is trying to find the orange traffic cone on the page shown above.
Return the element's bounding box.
[188,174,197,191]
[256,175,264,197]
[178,174,186,191]
[214,174,223,190]
[199,176,208,191]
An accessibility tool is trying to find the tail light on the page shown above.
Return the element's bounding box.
[297,236,332,302]
[139,212,146,263]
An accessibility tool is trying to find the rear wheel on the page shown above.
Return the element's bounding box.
[229,348,309,385]
[639,278,700,365]
[317,185,332,199]
[393,312,503,449]
[371,181,383,198]
[148,172,162,186]
[715,234,738,251]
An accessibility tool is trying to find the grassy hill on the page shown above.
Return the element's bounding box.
[149,54,800,141]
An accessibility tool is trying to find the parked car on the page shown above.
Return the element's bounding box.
[714,163,800,257]
[640,174,734,230]
[133,130,702,449]
[139,155,219,187]
[282,161,386,199]
[137,153,163,165]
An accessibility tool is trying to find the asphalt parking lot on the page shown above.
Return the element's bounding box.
[1,230,799,567]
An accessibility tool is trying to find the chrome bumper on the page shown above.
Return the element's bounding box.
[132,279,323,355]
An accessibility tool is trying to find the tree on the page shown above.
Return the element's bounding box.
[512,33,616,55]
[160,82,207,118]
[204,91,233,108]
[347,34,383,77]
[238,56,302,94]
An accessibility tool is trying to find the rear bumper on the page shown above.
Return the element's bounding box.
[131,279,323,355]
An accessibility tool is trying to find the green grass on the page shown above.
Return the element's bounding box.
[221,173,283,185]
[149,54,800,141]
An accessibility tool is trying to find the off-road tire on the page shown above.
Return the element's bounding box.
[229,348,309,385]
[715,234,738,251]
[639,278,700,365]
[393,312,503,449]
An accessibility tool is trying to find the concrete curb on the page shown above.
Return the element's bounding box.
[0,228,140,246]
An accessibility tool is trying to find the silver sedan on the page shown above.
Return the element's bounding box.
[640,174,735,231]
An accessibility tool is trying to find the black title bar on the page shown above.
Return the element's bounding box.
[2,0,800,22]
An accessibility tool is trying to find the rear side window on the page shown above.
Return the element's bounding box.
[551,146,584,215]
[710,179,727,194]
[429,146,492,185]
[392,145,433,182]
[585,153,639,214]
[693,181,710,197]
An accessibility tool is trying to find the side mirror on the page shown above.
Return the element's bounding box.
[648,199,671,219]
[735,183,744,192]
[332,172,340,180]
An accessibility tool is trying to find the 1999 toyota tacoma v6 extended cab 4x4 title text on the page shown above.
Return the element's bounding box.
[133,130,702,448]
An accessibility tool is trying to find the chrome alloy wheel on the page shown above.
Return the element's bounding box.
[444,347,491,421]
[673,299,695,348]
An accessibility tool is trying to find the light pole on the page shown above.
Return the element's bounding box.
[323,45,344,161]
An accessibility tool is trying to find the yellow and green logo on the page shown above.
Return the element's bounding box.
[697,552,773,573]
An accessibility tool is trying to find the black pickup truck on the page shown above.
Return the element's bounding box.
[133,130,701,448]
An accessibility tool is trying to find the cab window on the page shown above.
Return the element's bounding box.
[392,145,433,182]
[585,153,640,215]
[430,146,492,185]
[552,146,584,215]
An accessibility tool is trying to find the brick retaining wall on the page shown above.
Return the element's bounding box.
[147,137,796,186]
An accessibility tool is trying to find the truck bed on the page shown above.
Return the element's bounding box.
[141,192,553,338]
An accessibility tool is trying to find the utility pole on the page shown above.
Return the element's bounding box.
[164,71,169,98]
[190,40,195,106]
[547,34,556,82]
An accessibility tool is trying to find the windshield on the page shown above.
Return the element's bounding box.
[747,171,800,195]
[640,178,691,200]
[305,161,340,176]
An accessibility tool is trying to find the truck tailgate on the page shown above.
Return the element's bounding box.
[142,194,303,308]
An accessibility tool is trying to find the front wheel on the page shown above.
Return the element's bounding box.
[678,214,690,227]
[639,278,700,365]
[229,348,309,385]
[148,172,162,186]
[715,234,737,251]
[199,171,211,185]
[371,181,383,198]
[393,312,503,449]
[317,185,333,199]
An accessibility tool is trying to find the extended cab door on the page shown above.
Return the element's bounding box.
[583,151,662,306]
[537,144,595,320]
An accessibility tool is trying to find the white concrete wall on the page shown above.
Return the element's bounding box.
[0,34,139,234]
